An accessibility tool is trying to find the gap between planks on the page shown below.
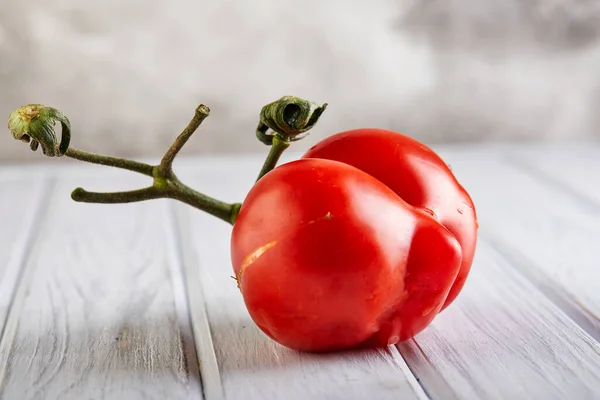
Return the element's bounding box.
[0,181,56,384]
[162,200,204,400]
[169,202,225,400]
[0,177,53,374]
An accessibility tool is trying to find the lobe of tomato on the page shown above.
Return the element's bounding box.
[230,156,463,352]
[302,128,478,311]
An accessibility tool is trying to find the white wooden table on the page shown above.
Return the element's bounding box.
[1,142,600,400]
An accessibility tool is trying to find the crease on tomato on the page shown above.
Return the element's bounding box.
[236,211,335,290]
[237,240,278,290]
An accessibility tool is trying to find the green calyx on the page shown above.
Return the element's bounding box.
[256,96,328,145]
[8,104,71,157]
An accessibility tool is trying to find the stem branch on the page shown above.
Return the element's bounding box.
[159,105,210,178]
[168,178,239,223]
[71,186,161,203]
[256,135,290,181]
[66,148,154,177]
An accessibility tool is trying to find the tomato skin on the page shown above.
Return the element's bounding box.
[231,158,462,352]
[302,128,478,311]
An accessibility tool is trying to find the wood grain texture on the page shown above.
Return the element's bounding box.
[0,172,202,400]
[173,163,428,400]
[399,240,600,400]
[0,173,48,336]
[438,145,600,331]
[509,142,600,207]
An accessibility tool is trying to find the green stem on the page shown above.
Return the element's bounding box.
[167,177,239,224]
[65,148,154,177]
[159,105,210,178]
[72,186,161,203]
[71,176,239,224]
[256,135,290,181]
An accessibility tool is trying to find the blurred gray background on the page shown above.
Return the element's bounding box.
[2,0,600,164]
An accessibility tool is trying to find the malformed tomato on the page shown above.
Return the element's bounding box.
[230,129,477,352]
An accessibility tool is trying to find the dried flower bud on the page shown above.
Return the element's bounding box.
[8,104,71,157]
[256,96,327,145]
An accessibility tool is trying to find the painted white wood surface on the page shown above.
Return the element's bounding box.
[173,164,428,400]
[0,173,48,336]
[438,145,600,334]
[0,143,600,399]
[0,172,202,399]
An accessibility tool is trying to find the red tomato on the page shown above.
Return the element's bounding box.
[231,128,476,352]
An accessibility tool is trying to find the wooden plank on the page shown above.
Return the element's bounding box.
[0,171,202,400]
[509,142,600,207]
[173,163,428,400]
[0,173,48,336]
[398,240,600,400]
[169,204,225,400]
[437,145,600,331]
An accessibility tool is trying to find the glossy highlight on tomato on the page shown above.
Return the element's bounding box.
[230,128,478,352]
